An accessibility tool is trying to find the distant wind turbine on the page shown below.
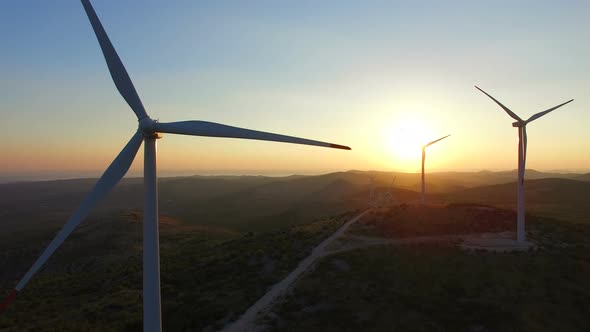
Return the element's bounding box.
[0,1,350,330]
[385,176,396,205]
[368,176,376,207]
[475,86,573,243]
[421,135,450,205]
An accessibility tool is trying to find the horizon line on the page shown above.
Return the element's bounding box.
[1,168,588,184]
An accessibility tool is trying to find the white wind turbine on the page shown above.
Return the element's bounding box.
[421,134,450,205]
[475,86,573,243]
[0,1,350,330]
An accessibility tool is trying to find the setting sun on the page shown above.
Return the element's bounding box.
[383,115,435,169]
[388,124,426,159]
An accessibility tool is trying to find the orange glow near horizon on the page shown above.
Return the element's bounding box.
[380,112,450,172]
[2,2,590,180]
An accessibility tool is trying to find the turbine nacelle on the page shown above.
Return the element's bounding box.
[512,121,525,127]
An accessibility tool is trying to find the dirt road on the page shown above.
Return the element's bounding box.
[223,210,370,332]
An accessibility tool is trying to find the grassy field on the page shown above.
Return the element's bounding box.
[265,215,590,331]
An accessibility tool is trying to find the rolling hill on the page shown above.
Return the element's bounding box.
[1,170,589,330]
[445,178,590,223]
[1,170,587,234]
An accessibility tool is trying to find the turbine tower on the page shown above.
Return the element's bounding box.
[475,86,573,243]
[421,135,450,205]
[389,175,397,204]
[385,176,396,205]
[0,1,351,330]
[368,176,376,207]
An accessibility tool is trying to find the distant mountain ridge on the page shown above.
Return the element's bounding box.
[1,170,588,233]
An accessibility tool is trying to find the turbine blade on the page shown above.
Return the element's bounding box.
[81,0,148,120]
[474,86,523,122]
[1,132,143,311]
[525,99,573,123]
[154,120,351,150]
[424,134,451,148]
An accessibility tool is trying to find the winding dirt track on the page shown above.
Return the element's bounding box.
[223,210,524,331]
[223,210,370,332]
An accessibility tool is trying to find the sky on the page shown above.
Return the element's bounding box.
[1,0,589,180]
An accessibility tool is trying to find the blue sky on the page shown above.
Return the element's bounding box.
[1,1,589,178]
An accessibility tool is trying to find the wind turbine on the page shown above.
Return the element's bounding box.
[0,1,350,330]
[390,176,397,204]
[384,176,396,205]
[368,176,376,207]
[421,135,450,205]
[475,86,573,243]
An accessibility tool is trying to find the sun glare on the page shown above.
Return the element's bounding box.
[390,121,428,155]
[384,116,435,171]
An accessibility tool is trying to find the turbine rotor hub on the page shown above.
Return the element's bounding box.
[138,117,161,139]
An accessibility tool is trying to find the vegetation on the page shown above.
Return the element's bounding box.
[445,178,590,224]
[1,171,588,331]
[351,204,516,238]
[0,210,356,331]
[265,216,590,331]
